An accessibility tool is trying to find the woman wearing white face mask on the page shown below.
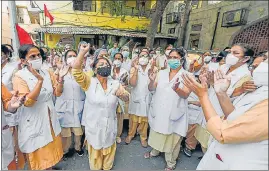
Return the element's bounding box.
[146,48,191,170]
[12,44,68,170]
[121,46,132,72]
[183,59,268,170]
[112,53,129,144]
[126,51,157,147]
[71,44,129,170]
[220,43,254,99]
[55,50,86,160]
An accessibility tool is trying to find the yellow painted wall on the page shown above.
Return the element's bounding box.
[42,0,157,48]
[44,34,62,48]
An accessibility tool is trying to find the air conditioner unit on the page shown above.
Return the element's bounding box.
[166,12,179,24]
[221,8,248,27]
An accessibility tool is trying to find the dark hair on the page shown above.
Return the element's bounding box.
[89,48,95,55]
[64,49,77,61]
[18,44,39,59]
[1,45,10,55]
[92,57,112,77]
[113,53,123,60]
[39,48,47,61]
[169,47,187,69]
[3,44,14,51]
[165,44,173,50]
[139,51,149,57]
[223,47,231,51]
[233,43,254,57]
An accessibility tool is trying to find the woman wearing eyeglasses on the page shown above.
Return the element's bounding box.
[145,48,191,170]
[12,44,68,170]
[55,50,86,160]
[71,44,129,170]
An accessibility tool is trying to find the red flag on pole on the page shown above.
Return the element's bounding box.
[15,24,34,45]
[44,4,54,24]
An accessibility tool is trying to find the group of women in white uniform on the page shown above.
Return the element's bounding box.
[1,41,268,170]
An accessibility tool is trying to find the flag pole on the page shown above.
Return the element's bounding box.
[44,9,47,47]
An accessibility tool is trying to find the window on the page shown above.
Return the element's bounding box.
[166,12,179,24]
[168,28,176,34]
[73,0,96,12]
[191,24,202,31]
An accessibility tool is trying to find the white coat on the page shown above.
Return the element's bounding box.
[197,86,268,170]
[128,64,151,117]
[83,77,120,150]
[111,67,129,114]
[221,64,251,98]
[148,68,189,137]
[121,58,132,72]
[1,105,14,170]
[2,62,20,126]
[15,68,61,153]
[187,92,202,125]
[55,73,86,128]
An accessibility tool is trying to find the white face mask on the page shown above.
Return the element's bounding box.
[253,62,268,87]
[165,50,171,56]
[113,60,122,68]
[139,57,149,65]
[156,51,161,55]
[204,56,212,64]
[29,58,42,70]
[225,53,239,66]
[67,57,76,65]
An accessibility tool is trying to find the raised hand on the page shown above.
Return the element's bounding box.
[79,43,90,56]
[131,58,139,70]
[214,69,231,93]
[8,91,26,112]
[172,78,180,92]
[59,65,70,78]
[120,72,128,85]
[182,73,208,98]
[207,71,215,86]
[241,81,257,93]
[27,63,43,81]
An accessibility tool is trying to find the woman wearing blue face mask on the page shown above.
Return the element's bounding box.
[146,48,191,170]
[182,58,268,170]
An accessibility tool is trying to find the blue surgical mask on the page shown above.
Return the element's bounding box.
[122,51,130,58]
[168,59,181,69]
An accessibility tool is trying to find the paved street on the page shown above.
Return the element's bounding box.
[55,125,203,170]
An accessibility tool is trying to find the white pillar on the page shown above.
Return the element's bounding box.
[8,1,20,59]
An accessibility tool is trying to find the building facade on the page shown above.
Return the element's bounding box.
[1,1,40,45]
[184,0,268,52]
[30,0,177,49]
